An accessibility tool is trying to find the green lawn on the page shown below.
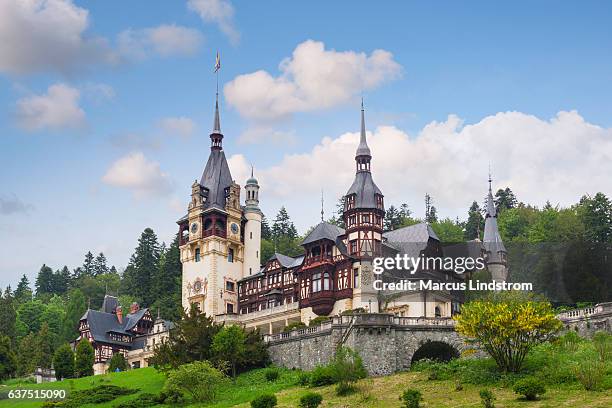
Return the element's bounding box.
[1,366,610,407]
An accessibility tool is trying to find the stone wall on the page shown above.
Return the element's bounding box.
[266,314,470,376]
[557,302,612,338]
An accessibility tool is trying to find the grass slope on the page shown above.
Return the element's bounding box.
[1,367,611,407]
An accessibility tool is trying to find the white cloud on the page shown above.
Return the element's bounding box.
[0,0,116,75]
[118,24,203,59]
[158,117,196,137]
[0,194,33,215]
[188,0,239,44]
[227,110,612,232]
[102,152,173,198]
[15,83,86,131]
[224,40,402,125]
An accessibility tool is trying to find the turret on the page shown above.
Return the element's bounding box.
[243,167,262,276]
[483,173,508,282]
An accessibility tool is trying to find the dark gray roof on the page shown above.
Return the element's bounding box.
[80,308,151,348]
[101,295,118,314]
[200,149,233,211]
[269,253,298,268]
[483,185,506,256]
[383,223,439,259]
[356,106,371,157]
[302,222,345,245]
[346,171,382,209]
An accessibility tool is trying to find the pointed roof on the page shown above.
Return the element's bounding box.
[483,175,506,255]
[213,93,221,134]
[356,100,371,158]
[101,295,118,314]
[302,221,345,246]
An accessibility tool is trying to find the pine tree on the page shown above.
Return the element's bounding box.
[52,266,71,295]
[93,253,109,276]
[261,215,272,240]
[152,234,182,321]
[35,264,54,298]
[62,289,87,343]
[123,228,161,307]
[14,275,32,304]
[425,194,438,223]
[37,323,54,369]
[272,207,298,240]
[465,201,484,240]
[495,187,518,211]
[15,299,45,336]
[0,287,16,343]
[53,344,74,380]
[82,251,95,277]
[328,195,346,228]
[578,192,612,243]
[0,335,17,380]
[75,338,94,377]
[16,333,38,376]
[384,205,402,231]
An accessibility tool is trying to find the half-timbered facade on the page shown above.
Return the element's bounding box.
[180,92,506,334]
[76,295,171,375]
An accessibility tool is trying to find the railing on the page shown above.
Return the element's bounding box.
[265,313,456,343]
[556,302,612,321]
[242,302,299,321]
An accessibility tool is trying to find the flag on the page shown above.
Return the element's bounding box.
[214,51,221,73]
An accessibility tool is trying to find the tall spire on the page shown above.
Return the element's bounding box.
[210,92,224,150]
[355,99,372,173]
[486,169,496,218]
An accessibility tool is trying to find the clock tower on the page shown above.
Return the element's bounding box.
[178,93,261,318]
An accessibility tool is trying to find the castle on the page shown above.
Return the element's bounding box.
[178,94,508,334]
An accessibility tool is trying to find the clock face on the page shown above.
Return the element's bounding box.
[231,223,239,234]
[191,222,198,233]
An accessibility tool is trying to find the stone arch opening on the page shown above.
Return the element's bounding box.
[411,340,459,364]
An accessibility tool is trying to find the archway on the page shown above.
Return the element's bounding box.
[411,341,459,364]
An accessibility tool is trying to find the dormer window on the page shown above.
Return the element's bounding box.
[346,195,355,211]
[376,194,384,210]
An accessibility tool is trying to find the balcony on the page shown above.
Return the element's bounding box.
[241,302,300,322]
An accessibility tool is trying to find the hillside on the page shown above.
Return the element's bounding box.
[0,365,610,407]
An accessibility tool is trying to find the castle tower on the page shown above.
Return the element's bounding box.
[244,167,262,277]
[343,101,385,312]
[179,92,245,317]
[483,173,508,282]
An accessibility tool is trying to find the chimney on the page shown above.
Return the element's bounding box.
[130,302,140,314]
[116,306,123,324]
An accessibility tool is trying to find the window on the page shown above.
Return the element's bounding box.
[312,272,321,292]
[195,248,201,262]
[228,248,234,262]
[256,250,259,258]
[226,281,235,292]
[435,306,442,318]
[349,240,358,255]
[362,214,370,223]
[249,267,252,275]
[250,232,253,239]
[322,272,331,291]
[227,303,234,314]
[353,268,359,288]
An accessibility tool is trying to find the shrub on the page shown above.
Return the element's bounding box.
[250,393,277,408]
[108,353,128,372]
[331,346,367,394]
[335,381,356,396]
[74,338,94,377]
[573,360,606,391]
[265,367,280,382]
[513,377,546,400]
[299,392,323,408]
[559,331,581,352]
[283,322,307,332]
[163,360,227,403]
[309,316,331,326]
[297,371,310,386]
[309,365,336,386]
[592,331,611,362]
[53,344,75,381]
[455,292,562,372]
[479,389,495,408]
[113,392,165,408]
[159,385,184,405]
[400,388,422,408]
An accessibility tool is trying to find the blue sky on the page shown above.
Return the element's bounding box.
[1,0,612,288]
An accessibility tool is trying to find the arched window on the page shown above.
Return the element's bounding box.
[435,306,441,318]
[312,273,321,292]
[195,248,201,262]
